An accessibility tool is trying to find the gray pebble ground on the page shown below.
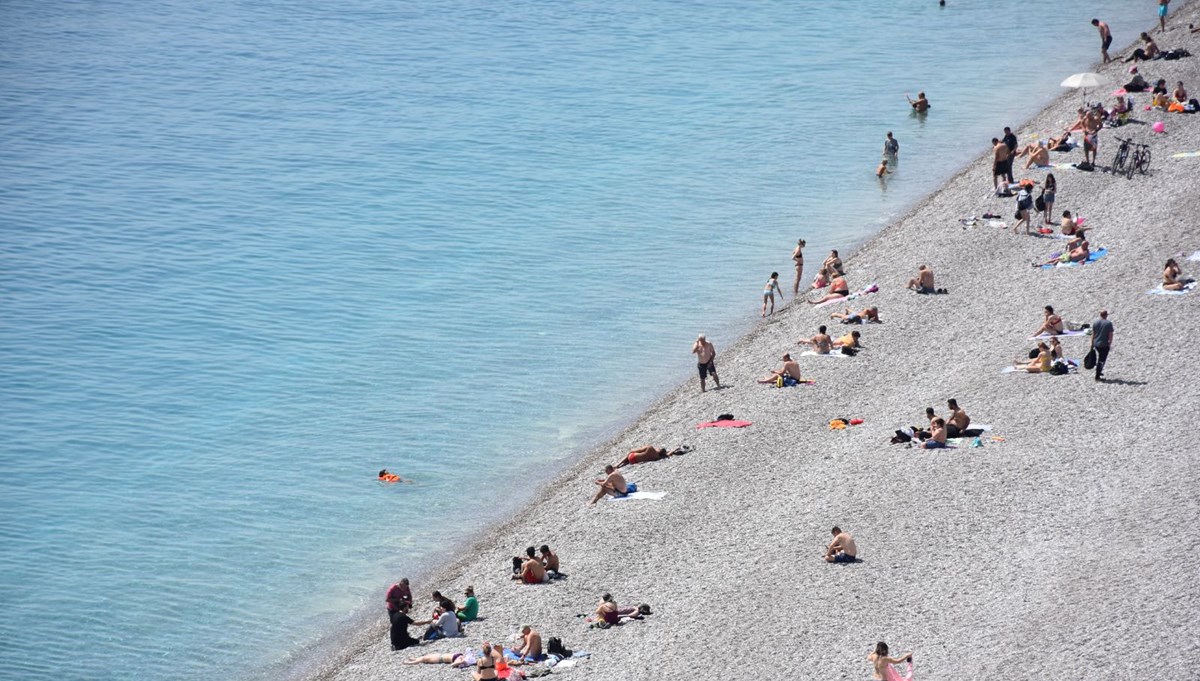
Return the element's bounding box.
[310,6,1200,680]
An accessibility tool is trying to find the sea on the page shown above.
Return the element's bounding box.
[0,1,1152,679]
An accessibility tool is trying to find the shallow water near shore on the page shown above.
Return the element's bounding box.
[0,1,1154,679]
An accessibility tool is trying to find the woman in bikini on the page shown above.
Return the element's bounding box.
[1032,305,1064,337]
[868,642,913,681]
[762,271,783,317]
[1041,173,1056,226]
[473,642,498,681]
[404,651,470,666]
[1016,342,1052,373]
[791,239,806,295]
[808,272,850,305]
[1163,258,1192,290]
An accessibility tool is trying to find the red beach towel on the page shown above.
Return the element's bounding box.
[695,420,752,429]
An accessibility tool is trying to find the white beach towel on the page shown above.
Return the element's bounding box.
[1187,250,1200,262]
[801,350,851,358]
[1146,282,1197,295]
[608,491,667,501]
[1029,329,1091,340]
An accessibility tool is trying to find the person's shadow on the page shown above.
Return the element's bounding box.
[1097,377,1148,386]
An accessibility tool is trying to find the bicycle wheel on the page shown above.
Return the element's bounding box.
[1126,152,1137,179]
[1137,148,1151,175]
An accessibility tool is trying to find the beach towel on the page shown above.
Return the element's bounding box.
[607,491,667,501]
[1039,247,1107,269]
[1171,151,1200,158]
[696,419,752,429]
[1147,282,1197,295]
[1190,251,1200,262]
[885,660,914,681]
[801,350,850,358]
[1002,361,1078,374]
[814,283,878,308]
[1029,329,1091,340]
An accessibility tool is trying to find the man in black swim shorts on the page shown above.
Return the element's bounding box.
[691,334,720,393]
[1093,19,1113,63]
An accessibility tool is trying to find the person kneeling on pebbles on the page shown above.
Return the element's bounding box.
[589,464,627,505]
[824,526,858,563]
[758,353,803,384]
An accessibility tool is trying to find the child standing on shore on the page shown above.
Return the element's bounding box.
[762,272,783,316]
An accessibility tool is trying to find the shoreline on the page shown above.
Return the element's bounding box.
[293,7,1200,681]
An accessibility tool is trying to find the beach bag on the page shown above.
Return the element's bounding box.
[547,637,573,658]
[1035,195,1046,212]
[716,413,734,421]
[1075,161,1095,171]
[1050,360,1069,375]
[1084,348,1097,370]
[840,346,858,356]
[1028,347,1039,360]
[775,375,784,388]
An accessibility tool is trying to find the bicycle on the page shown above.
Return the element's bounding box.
[1126,141,1151,179]
[1111,137,1132,175]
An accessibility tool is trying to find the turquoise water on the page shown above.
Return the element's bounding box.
[0,1,1150,679]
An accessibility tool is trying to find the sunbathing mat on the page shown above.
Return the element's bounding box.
[814,283,878,308]
[1147,282,1197,295]
[1001,360,1079,374]
[801,350,851,358]
[1171,151,1200,158]
[1188,250,1200,262]
[1039,247,1107,269]
[1029,329,1091,339]
[608,491,667,501]
[696,420,752,429]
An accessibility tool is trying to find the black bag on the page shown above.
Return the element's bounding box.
[1028,348,1039,360]
[1050,361,1069,375]
[1075,161,1095,171]
[1084,348,1097,370]
[716,413,734,421]
[1035,195,1046,212]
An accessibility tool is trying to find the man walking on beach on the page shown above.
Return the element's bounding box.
[991,138,1010,190]
[692,334,719,393]
[1091,310,1114,381]
[1093,19,1113,63]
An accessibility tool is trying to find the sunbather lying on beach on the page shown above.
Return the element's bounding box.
[869,642,913,681]
[921,418,948,449]
[1163,258,1193,290]
[403,651,472,667]
[614,445,688,469]
[834,330,861,348]
[797,325,834,353]
[824,526,857,563]
[585,593,645,625]
[1032,305,1064,336]
[1035,240,1089,267]
[589,465,627,505]
[808,273,850,304]
[758,353,803,384]
[1015,342,1052,373]
[830,306,881,324]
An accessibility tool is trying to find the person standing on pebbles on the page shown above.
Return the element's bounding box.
[1090,309,1114,381]
[691,334,720,393]
[791,239,806,296]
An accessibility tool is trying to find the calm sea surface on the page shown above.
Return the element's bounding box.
[0,1,1150,678]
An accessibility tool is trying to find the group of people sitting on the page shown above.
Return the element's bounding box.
[797,324,861,355]
[1014,306,1071,374]
[387,580,482,650]
[808,250,852,305]
[890,399,978,448]
[511,545,563,584]
[403,625,551,675]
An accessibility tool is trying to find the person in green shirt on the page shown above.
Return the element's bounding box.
[456,586,479,622]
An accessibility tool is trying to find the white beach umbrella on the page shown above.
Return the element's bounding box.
[1061,72,1107,101]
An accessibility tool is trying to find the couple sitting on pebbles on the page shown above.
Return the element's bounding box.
[583,593,651,628]
[511,545,563,584]
[797,324,861,355]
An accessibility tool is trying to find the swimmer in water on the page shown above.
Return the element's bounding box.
[876,159,892,178]
[378,469,409,483]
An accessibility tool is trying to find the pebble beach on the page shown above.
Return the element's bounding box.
[309,6,1200,680]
